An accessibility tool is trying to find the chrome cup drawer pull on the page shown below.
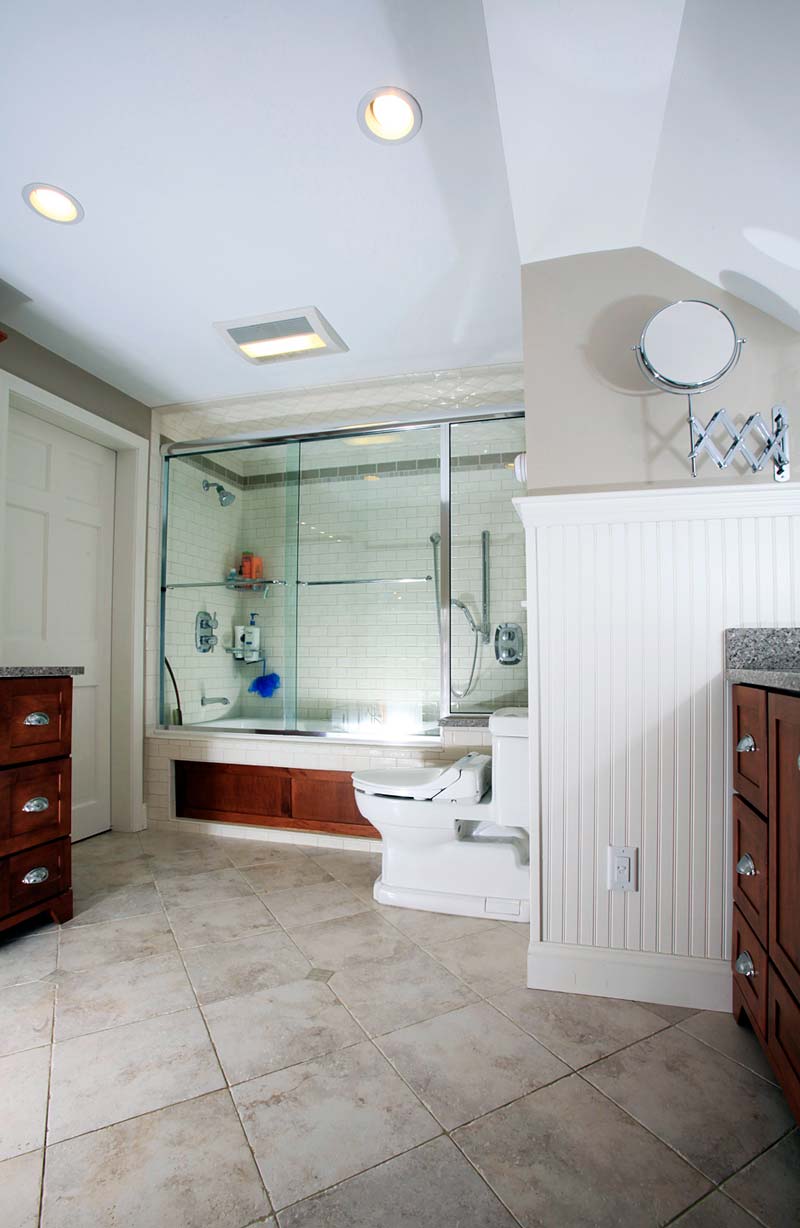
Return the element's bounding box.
[736,853,757,877]
[21,866,49,885]
[736,734,756,753]
[23,711,50,727]
[735,951,756,978]
[22,796,49,813]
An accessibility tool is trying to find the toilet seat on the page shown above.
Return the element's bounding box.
[353,752,490,802]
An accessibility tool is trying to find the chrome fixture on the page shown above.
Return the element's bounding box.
[736,734,757,753]
[735,951,756,979]
[21,866,49,885]
[202,479,236,506]
[495,622,524,665]
[430,530,491,699]
[736,853,757,877]
[23,711,49,726]
[634,299,790,481]
[201,695,230,707]
[195,610,218,653]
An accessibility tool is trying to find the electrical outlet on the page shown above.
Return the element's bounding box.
[608,845,638,892]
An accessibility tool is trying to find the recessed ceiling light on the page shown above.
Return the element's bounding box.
[23,182,84,224]
[358,87,422,143]
[215,307,348,365]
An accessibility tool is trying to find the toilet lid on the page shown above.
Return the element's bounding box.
[352,765,461,800]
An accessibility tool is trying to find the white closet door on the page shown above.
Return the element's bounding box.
[2,409,115,841]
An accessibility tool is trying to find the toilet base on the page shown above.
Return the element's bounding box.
[373,876,530,923]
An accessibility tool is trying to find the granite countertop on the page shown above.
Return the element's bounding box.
[438,715,490,728]
[725,628,800,694]
[0,666,85,677]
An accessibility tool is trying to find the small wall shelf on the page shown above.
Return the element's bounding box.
[161,579,287,593]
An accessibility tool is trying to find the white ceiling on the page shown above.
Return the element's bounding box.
[3,0,799,409]
[0,0,521,407]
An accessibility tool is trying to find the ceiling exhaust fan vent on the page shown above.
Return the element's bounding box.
[215,306,348,365]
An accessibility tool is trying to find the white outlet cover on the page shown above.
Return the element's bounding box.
[608,845,638,892]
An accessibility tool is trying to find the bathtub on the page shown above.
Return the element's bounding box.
[187,714,439,741]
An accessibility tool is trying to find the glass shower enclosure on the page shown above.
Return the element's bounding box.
[160,411,526,739]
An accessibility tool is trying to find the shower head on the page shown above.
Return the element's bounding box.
[202,479,236,507]
[452,597,479,634]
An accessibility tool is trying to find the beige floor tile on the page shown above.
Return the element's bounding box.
[378,1002,569,1128]
[0,980,54,1055]
[0,930,58,989]
[41,1091,270,1228]
[277,1135,517,1228]
[168,895,278,950]
[204,977,365,1084]
[376,905,503,947]
[72,857,154,894]
[0,1046,51,1161]
[155,867,252,910]
[48,1007,223,1143]
[233,1040,439,1209]
[490,987,667,1067]
[266,881,371,929]
[0,1149,43,1228]
[58,911,176,973]
[54,951,195,1041]
[145,846,237,877]
[330,947,478,1035]
[71,833,144,865]
[307,851,381,899]
[723,1130,800,1227]
[678,1010,778,1082]
[584,1027,794,1182]
[454,1074,711,1228]
[224,839,311,867]
[288,911,414,970]
[68,881,163,927]
[240,860,334,895]
[635,1000,699,1023]
[425,927,529,996]
[672,1191,762,1226]
[183,930,311,1005]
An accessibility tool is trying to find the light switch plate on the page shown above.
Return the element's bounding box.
[608,845,638,892]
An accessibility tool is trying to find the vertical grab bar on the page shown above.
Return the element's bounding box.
[481,529,491,643]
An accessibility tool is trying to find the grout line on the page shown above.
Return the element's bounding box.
[673,1019,781,1088]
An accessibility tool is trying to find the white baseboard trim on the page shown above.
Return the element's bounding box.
[527,941,732,1012]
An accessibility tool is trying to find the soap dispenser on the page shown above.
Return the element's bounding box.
[243,612,260,659]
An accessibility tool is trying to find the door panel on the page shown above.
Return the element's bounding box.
[768,691,800,1002]
[2,410,115,840]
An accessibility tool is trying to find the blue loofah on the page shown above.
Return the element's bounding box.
[248,672,281,698]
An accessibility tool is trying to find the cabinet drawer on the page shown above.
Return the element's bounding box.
[0,759,71,857]
[732,905,768,1036]
[733,794,768,947]
[0,677,72,766]
[767,967,800,1123]
[768,691,800,1002]
[6,838,70,913]
[732,684,768,814]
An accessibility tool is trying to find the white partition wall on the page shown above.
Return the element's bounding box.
[515,486,800,1011]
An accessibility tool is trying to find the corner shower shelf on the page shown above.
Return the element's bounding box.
[161,579,287,593]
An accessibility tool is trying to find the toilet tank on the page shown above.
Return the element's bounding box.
[488,707,529,828]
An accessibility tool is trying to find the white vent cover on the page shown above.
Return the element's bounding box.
[215,306,348,365]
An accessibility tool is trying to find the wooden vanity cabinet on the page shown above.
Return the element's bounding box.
[0,676,73,932]
[731,684,800,1120]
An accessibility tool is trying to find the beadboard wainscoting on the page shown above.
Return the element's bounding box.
[515,486,800,1011]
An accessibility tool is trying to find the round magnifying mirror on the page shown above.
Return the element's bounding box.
[637,299,741,393]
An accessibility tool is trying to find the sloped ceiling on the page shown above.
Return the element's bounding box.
[484,0,800,332]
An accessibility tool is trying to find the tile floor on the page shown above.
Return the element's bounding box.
[0,827,797,1228]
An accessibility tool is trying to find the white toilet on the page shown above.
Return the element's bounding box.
[352,707,530,922]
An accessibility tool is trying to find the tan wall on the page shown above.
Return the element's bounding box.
[522,247,800,491]
[0,324,150,439]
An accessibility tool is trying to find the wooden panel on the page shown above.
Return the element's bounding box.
[0,677,72,766]
[175,761,378,839]
[767,967,800,1124]
[769,692,800,1001]
[0,759,71,857]
[732,685,768,814]
[732,905,768,1036]
[733,794,768,947]
[7,837,71,913]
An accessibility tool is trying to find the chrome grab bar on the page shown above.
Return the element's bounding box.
[736,734,757,753]
[297,576,432,586]
[23,712,50,727]
[736,853,757,876]
[22,797,49,813]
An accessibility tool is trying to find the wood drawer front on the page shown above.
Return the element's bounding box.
[733,794,768,946]
[767,967,800,1124]
[0,759,71,856]
[732,905,768,1036]
[7,837,70,913]
[0,677,72,766]
[768,691,800,1002]
[732,684,768,814]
